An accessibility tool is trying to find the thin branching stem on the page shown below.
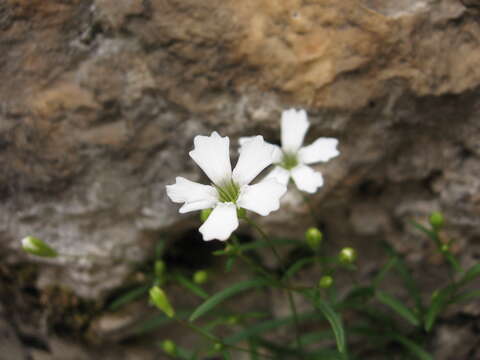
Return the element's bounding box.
[244,216,304,358]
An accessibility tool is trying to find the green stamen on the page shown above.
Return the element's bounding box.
[215,180,240,203]
[280,152,298,170]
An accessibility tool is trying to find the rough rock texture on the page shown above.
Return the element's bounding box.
[1,0,480,357]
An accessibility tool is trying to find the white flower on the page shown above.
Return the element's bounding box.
[240,109,339,193]
[166,132,287,241]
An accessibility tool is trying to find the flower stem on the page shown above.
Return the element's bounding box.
[244,216,304,357]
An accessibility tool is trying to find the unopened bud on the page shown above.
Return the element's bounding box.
[21,236,58,258]
[161,339,177,355]
[226,315,239,325]
[150,286,175,318]
[319,275,334,288]
[193,270,208,285]
[429,212,444,230]
[213,343,224,352]
[305,227,323,250]
[200,208,213,222]
[339,247,357,264]
[440,243,450,253]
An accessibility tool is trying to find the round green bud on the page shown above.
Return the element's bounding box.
[429,212,444,229]
[226,315,239,325]
[193,270,208,285]
[440,243,450,253]
[305,227,323,250]
[161,339,176,355]
[200,208,213,222]
[319,275,334,288]
[213,343,224,352]
[339,247,357,264]
[154,260,166,278]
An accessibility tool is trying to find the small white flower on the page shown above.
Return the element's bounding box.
[240,109,339,193]
[166,132,287,241]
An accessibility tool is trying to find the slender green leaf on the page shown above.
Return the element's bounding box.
[134,310,189,334]
[451,290,480,304]
[424,285,455,332]
[339,286,375,309]
[393,335,433,360]
[410,221,460,272]
[189,278,267,321]
[381,241,423,312]
[444,251,462,273]
[292,330,335,347]
[225,311,322,345]
[284,257,315,279]
[109,284,149,311]
[459,263,480,286]
[314,297,347,354]
[376,290,420,327]
[409,220,437,242]
[174,273,209,299]
[373,258,398,287]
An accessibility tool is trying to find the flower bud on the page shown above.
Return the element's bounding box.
[429,212,444,230]
[440,243,450,253]
[305,227,322,250]
[339,247,357,264]
[161,339,177,356]
[21,236,58,258]
[226,315,239,325]
[154,260,166,278]
[212,343,224,352]
[193,270,208,285]
[200,208,213,222]
[149,286,175,318]
[319,275,334,288]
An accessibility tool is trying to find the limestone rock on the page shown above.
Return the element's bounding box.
[0,0,479,309]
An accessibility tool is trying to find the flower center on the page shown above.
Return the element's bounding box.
[279,151,298,170]
[215,180,240,203]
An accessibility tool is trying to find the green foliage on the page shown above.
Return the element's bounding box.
[189,278,268,321]
[111,211,480,359]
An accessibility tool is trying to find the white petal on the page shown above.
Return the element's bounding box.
[232,135,276,186]
[281,108,310,153]
[237,178,287,216]
[166,177,218,213]
[199,203,239,241]
[291,165,324,193]
[298,137,339,164]
[238,136,258,148]
[265,166,291,186]
[189,132,232,186]
[239,137,283,164]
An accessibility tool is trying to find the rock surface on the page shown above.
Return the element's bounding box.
[1,0,480,356]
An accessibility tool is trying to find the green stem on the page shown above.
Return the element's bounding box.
[244,216,304,358]
[299,189,318,226]
[176,318,275,359]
